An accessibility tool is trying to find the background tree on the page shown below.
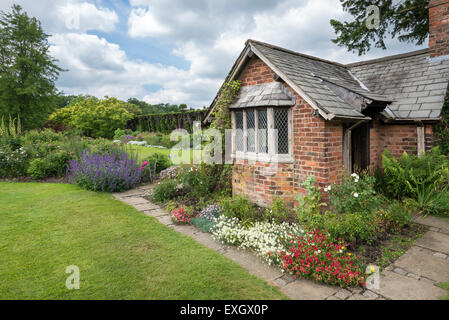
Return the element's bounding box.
[0,5,64,129]
[330,0,429,55]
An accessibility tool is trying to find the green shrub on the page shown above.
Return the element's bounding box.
[0,145,29,177]
[24,129,63,144]
[152,179,179,204]
[296,175,327,220]
[50,97,134,138]
[264,197,290,222]
[27,150,71,180]
[382,147,449,199]
[379,201,412,228]
[405,185,449,217]
[179,164,231,199]
[329,173,382,217]
[220,196,257,222]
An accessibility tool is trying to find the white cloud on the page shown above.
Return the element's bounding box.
[1,0,428,108]
[128,7,170,38]
[56,2,119,33]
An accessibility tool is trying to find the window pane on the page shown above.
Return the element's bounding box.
[258,109,268,154]
[246,110,255,152]
[274,109,289,154]
[235,111,244,152]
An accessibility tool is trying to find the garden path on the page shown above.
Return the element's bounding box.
[113,185,449,300]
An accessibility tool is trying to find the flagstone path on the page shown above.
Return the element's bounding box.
[113,185,449,300]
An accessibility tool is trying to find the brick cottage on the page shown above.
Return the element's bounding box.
[204,0,449,207]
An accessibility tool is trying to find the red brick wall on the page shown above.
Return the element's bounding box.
[369,121,436,168]
[429,0,449,58]
[232,57,344,207]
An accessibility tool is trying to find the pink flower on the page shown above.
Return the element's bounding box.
[139,166,143,171]
[142,161,148,167]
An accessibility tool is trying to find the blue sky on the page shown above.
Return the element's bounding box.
[0,0,427,108]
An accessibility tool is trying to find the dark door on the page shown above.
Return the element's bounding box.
[351,122,370,172]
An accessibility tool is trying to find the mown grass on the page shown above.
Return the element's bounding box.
[0,182,286,300]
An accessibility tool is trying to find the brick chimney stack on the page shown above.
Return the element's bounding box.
[429,0,449,58]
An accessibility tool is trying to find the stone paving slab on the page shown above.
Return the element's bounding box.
[190,232,227,251]
[280,279,337,300]
[415,231,449,255]
[394,246,449,283]
[172,225,199,237]
[155,214,172,226]
[413,215,449,233]
[144,209,167,218]
[121,197,149,205]
[223,249,283,282]
[371,271,446,300]
[132,203,161,211]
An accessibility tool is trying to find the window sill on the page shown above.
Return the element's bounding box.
[233,152,294,164]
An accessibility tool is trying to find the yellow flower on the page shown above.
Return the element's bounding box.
[348,253,352,256]
[371,267,375,273]
[341,246,345,250]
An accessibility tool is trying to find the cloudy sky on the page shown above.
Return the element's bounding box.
[1,0,427,108]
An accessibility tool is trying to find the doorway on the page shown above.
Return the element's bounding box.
[351,122,370,172]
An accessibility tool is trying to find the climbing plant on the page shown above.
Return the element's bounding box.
[210,80,241,131]
[435,91,449,155]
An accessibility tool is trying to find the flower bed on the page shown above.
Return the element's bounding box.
[279,230,365,287]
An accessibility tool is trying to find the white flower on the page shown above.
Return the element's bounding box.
[353,192,359,198]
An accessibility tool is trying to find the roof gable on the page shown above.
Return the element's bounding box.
[205,39,449,123]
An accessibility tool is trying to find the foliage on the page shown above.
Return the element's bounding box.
[328,173,382,217]
[151,179,179,204]
[50,97,134,138]
[139,153,171,182]
[211,215,305,266]
[191,204,221,233]
[405,184,449,216]
[220,195,258,223]
[170,207,193,225]
[279,230,365,287]
[210,80,241,130]
[0,145,29,177]
[264,197,291,222]
[0,115,22,138]
[296,175,327,219]
[0,5,63,129]
[27,149,71,180]
[330,0,428,55]
[382,148,449,199]
[435,91,449,155]
[66,149,141,192]
[378,201,412,229]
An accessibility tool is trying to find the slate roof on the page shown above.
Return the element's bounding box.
[205,40,449,122]
[348,51,449,120]
[229,82,296,109]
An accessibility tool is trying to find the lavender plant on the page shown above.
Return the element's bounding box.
[66,149,141,192]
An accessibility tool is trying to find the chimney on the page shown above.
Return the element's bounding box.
[429,0,449,58]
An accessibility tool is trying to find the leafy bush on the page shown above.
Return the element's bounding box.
[264,197,291,222]
[382,148,449,199]
[0,146,29,177]
[143,153,171,174]
[27,150,71,179]
[296,175,326,220]
[66,149,141,192]
[50,97,134,138]
[179,164,231,199]
[405,185,449,216]
[279,230,365,287]
[220,195,258,222]
[152,179,179,204]
[24,129,63,144]
[328,173,382,217]
[378,201,412,229]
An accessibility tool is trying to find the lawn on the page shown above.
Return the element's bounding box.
[440,283,449,300]
[125,145,194,164]
[0,182,285,300]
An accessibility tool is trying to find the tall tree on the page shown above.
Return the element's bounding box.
[330,0,429,55]
[0,5,63,129]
